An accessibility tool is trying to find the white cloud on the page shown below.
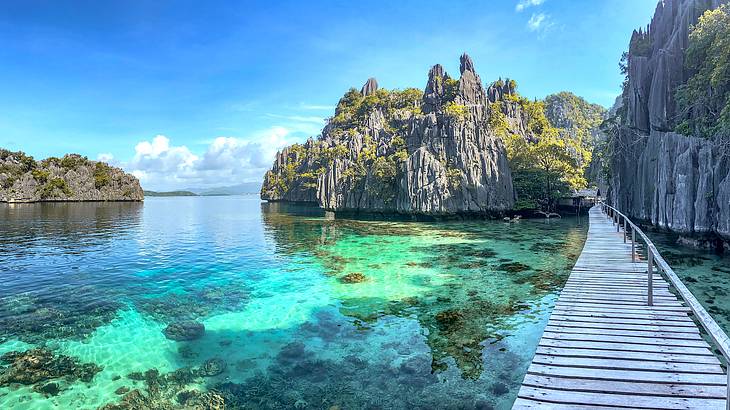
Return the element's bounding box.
[123,128,299,190]
[527,12,553,33]
[97,153,115,163]
[516,0,545,12]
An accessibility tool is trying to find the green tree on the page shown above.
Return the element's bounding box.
[676,4,730,139]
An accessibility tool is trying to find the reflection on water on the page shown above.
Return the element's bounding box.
[1,197,588,409]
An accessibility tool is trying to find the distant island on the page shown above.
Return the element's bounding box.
[144,190,198,197]
[0,149,143,202]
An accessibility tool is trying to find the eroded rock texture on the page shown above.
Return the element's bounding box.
[611,0,730,242]
[261,54,518,216]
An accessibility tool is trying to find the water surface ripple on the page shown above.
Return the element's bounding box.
[1,197,589,409]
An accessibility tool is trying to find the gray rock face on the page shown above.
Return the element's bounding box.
[0,151,143,202]
[261,54,517,216]
[611,0,730,242]
[360,78,379,96]
[611,129,730,240]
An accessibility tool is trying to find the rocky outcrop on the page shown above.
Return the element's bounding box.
[0,150,143,202]
[610,0,730,243]
[261,54,518,216]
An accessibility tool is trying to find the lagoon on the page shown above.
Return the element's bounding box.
[0,196,590,409]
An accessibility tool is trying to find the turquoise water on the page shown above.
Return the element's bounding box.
[642,229,730,341]
[0,197,588,409]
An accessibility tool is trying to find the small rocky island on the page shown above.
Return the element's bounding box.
[261,53,604,217]
[0,149,143,202]
[262,54,519,216]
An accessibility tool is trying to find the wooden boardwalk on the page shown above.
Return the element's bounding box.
[513,205,728,409]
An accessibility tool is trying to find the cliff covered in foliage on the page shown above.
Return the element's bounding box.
[0,150,143,202]
[262,54,517,216]
[608,0,730,245]
[262,54,604,216]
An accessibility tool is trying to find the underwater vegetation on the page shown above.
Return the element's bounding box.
[0,198,591,409]
[0,348,102,397]
[0,285,123,345]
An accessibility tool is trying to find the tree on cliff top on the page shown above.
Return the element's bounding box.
[676,4,730,141]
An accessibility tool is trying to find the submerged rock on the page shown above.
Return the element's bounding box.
[163,321,205,341]
[496,262,531,273]
[0,348,102,388]
[339,272,367,283]
[198,358,226,377]
[434,309,464,331]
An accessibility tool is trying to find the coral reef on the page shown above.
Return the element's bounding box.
[162,321,205,341]
[338,272,367,283]
[0,348,102,394]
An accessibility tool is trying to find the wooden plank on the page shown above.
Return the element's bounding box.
[546,320,700,334]
[538,338,716,356]
[531,354,723,374]
[526,363,727,385]
[541,331,711,348]
[535,346,720,365]
[513,397,620,409]
[522,374,726,398]
[543,326,704,340]
[518,386,726,409]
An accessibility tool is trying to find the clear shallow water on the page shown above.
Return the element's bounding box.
[0,197,588,409]
[642,229,730,341]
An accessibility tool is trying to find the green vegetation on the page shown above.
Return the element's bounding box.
[444,102,468,120]
[0,149,36,176]
[93,162,112,189]
[504,97,591,210]
[31,169,50,184]
[329,87,424,131]
[675,4,730,139]
[39,177,72,199]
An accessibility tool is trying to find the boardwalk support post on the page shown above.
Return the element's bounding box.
[648,249,654,306]
[623,218,627,243]
[631,228,636,262]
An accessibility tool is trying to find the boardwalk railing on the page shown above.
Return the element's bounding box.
[599,201,730,408]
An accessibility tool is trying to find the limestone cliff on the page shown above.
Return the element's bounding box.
[261,54,518,216]
[609,0,730,244]
[0,150,144,202]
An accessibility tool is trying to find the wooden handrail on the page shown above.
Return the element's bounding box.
[598,201,730,408]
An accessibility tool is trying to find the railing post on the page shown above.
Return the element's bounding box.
[616,214,620,232]
[623,219,627,243]
[726,371,729,410]
[648,249,654,306]
[631,228,636,262]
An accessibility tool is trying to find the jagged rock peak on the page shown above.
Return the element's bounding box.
[459,53,476,74]
[360,78,379,96]
[423,64,450,114]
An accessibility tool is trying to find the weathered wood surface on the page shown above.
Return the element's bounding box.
[513,205,728,409]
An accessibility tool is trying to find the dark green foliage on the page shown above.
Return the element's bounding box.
[94,162,112,189]
[0,149,36,176]
[39,177,72,199]
[675,4,730,139]
[31,169,50,184]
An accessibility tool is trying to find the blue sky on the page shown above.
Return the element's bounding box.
[0,0,658,190]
